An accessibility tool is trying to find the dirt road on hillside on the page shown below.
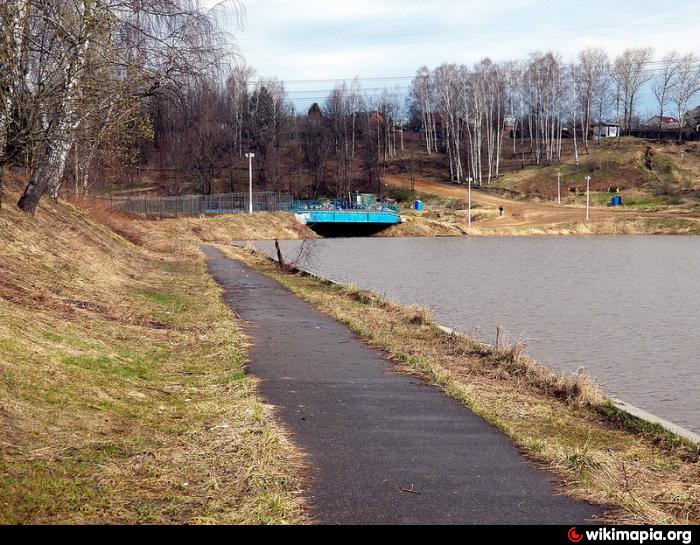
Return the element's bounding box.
[383,174,697,228]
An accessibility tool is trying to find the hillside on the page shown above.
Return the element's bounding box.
[387,137,700,214]
[0,179,305,524]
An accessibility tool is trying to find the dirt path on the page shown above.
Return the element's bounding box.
[384,174,695,228]
[203,246,604,525]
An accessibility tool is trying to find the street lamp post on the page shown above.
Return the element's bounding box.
[585,175,591,222]
[557,168,561,205]
[245,152,255,214]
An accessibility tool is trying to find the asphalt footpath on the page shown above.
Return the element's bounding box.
[202,246,605,525]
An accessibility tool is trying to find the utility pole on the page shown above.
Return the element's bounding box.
[245,152,255,214]
[557,168,561,205]
[585,176,591,222]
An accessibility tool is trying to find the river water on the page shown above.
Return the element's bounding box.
[253,237,700,433]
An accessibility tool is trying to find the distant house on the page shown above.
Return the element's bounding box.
[592,123,619,139]
[644,115,680,130]
[684,106,700,131]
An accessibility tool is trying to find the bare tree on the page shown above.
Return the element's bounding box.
[300,103,331,197]
[348,77,361,157]
[567,63,582,166]
[671,53,700,142]
[433,64,464,183]
[410,67,436,155]
[0,1,32,207]
[225,63,255,190]
[9,0,240,214]
[274,237,317,274]
[651,52,680,140]
[613,47,654,136]
[578,48,609,153]
[325,83,352,198]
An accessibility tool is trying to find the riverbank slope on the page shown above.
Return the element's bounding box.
[0,184,305,523]
[384,175,700,236]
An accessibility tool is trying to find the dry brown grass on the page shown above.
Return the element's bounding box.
[224,246,700,525]
[464,218,700,236]
[378,215,466,237]
[73,196,318,257]
[0,180,306,524]
[79,191,700,242]
[400,208,700,237]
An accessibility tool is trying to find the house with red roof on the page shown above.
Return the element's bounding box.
[644,115,680,130]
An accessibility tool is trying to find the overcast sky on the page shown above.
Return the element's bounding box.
[225,0,700,112]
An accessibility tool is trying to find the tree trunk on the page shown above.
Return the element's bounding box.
[18,0,94,212]
[0,165,5,209]
[0,112,6,209]
[18,135,72,213]
[274,239,288,273]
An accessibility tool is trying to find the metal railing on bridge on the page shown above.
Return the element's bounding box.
[292,199,401,213]
[100,192,293,218]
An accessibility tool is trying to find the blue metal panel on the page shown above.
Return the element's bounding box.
[298,210,401,225]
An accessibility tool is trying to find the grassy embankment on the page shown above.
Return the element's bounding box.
[81,197,316,249]
[384,187,700,236]
[223,245,700,525]
[489,139,700,210]
[390,138,700,209]
[0,184,306,524]
[384,138,700,235]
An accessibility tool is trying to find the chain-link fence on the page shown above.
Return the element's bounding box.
[98,192,294,218]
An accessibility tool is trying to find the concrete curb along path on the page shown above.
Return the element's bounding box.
[203,246,605,525]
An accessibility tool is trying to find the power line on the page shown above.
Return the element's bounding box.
[240,20,700,43]
[243,61,700,88]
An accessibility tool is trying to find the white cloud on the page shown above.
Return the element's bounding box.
[226,0,700,109]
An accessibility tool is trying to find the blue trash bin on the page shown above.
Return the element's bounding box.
[414,200,424,211]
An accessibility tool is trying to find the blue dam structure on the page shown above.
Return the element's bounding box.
[293,198,403,236]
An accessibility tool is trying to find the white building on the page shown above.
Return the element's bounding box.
[592,123,620,139]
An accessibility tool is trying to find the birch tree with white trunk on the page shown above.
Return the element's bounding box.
[613,47,654,136]
[651,52,680,140]
[578,48,609,153]
[671,53,700,142]
[10,0,238,214]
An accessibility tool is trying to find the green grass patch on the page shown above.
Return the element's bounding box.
[62,354,153,380]
[140,289,193,313]
[0,459,110,524]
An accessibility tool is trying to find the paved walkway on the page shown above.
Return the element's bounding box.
[203,246,604,525]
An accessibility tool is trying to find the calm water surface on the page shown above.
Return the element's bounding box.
[254,237,700,433]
